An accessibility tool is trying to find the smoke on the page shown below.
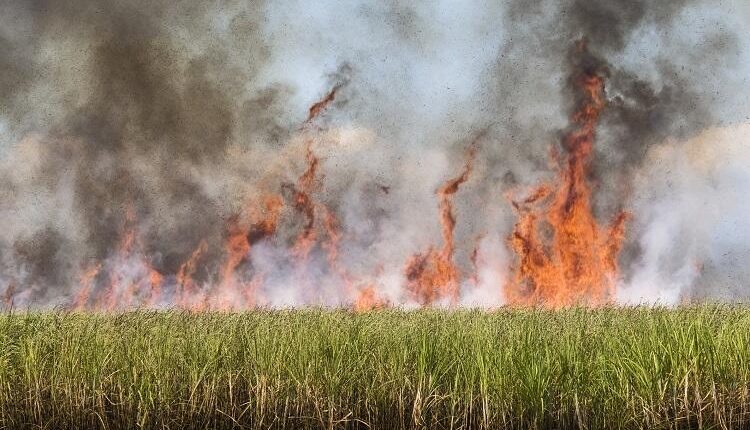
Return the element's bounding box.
[619,124,750,304]
[0,0,747,308]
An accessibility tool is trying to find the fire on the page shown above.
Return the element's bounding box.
[212,214,253,309]
[353,284,384,312]
[291,84,338,263]
[305,84,340,124]
[505,40,629,307]
[212,196,285,310]
[175,240,207,308]
[66,84,339,311]
[69,202,167,311]
[322,207,387,310]
[61,44,632,312]
[404,145,476,305]
[242,195,285,302]
[290,141,320,263]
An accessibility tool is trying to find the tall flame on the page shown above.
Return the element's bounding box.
[290,142,320,263]
[175,240,208,308]
[212,196,285,310]
[505,40,628,307]
[404,145,476,305]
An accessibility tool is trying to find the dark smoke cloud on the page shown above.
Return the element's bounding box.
[0,1,282,303]
[501,0,728,185]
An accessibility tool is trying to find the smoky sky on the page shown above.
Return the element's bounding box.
[0,0,747,306]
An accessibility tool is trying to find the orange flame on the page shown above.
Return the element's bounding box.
[353,284,386,311]
[305,85,340,124]
[291,141,321,263]
[506,41,629,307]
[404,146,476,305]
[58,62,637,312]
[84,202,166,311]
[67,84,350,311]
[211,196,284,310]
[322,206,382,308]
[176,239,208,308]
[211,214,252,309]
[242,195,285,306]
[321,206,352,290]
[289,84,339,264]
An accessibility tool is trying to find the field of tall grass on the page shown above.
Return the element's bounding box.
[0,307,749,429]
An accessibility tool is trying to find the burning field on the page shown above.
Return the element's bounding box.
[0,0,750,428]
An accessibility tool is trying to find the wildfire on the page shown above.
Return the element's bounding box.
[61,42,631,312]
[505,40,628,307]
[353,284,382,311]
[68,83,337,311]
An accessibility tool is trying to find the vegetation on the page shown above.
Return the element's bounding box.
[0,307,749,429]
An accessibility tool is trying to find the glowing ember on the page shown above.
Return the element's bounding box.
[505,40,629,307]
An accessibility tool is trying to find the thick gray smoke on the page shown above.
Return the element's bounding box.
[0,0,747,308]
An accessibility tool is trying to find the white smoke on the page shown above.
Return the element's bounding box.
[618,123,750,304]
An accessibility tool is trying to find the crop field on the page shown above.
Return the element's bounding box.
[0,307,749,429]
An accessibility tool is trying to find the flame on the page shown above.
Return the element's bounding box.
[211,214,252,309]
[291,141,320,263]
[250,196,284,242]
[505,40,629,307]
[322,206,384,308]
[322,206,355,296]
[353,284,386,311]
[204,85,335,309]
[212,196,284,310]
[305,85,340,124]
[242,195,285,305]
[303,85,389,308]
[68,86,339,311]
[176,240,208,308]
[290,84,339,264]
[404,146,476,305]
[79,202,167,311]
